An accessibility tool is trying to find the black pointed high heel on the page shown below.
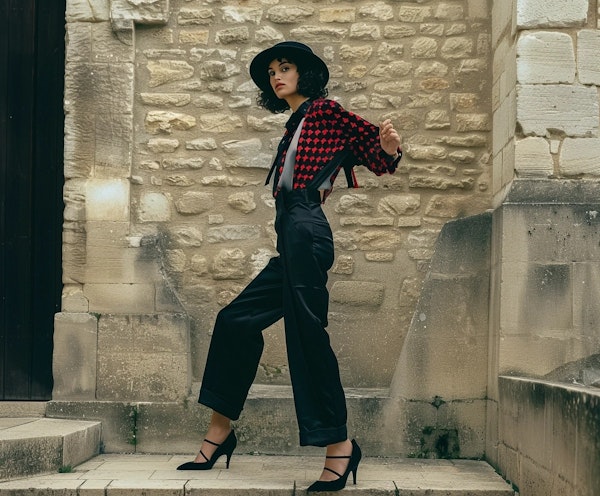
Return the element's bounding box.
[306,439,362,492]
[177,430,237,470]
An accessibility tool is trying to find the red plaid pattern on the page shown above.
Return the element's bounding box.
[271,98,399,195]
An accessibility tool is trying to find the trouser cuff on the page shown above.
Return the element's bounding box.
[299,425,348,447]
[198,387,242,421]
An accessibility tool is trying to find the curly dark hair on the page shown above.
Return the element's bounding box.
[256,57,328,113]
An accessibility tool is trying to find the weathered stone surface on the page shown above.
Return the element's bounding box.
[147,60,194,88]
[358,2,394,21]
[330,281,385,306]
[67,0,109,21]
[170,226,203,247]
[559,138,600,176]
[266,5,315,24]
[147,138,179,153]
[411,37,438,58]
[517,0,588,28]
[577,30,600,85]
[335,194,373,215]
[140,93,191,107]
[198,113,243,132]
[53,313,98,400]
[163,157,204,170]
[515,137,554,177]
[175,192,214,215]
[320,7,356,23]
[212,248,247,280]
[377,195,421,216]
[228,192,257,213]
[517,32,575,84]
[406,144,447,161]
[215,27,250,44]
[145,111,196,134]
[517,85,599,137]
[399,5,433,23]
[206,225,261,243]
[96,314,190,402]
[440,37,474,59]
[332,255,355,275]
[186,138,217,150]
[138,192,171,222]
[86,179,130,222]
[222,6,263,24]
[111,0,169,25]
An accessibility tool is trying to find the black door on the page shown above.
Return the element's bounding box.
[0,0,65,400]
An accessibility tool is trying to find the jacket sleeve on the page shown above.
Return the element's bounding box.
[325,99,401,176]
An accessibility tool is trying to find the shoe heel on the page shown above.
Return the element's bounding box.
[352,467,358,485]
[225,453,232,469]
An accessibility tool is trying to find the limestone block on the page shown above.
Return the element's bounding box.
[179,30,209,45]
[441,37,474,59]
[448,150,476,163]
[174,192,214,215]
[147,138,179,153]
[198,113,243,132]
[52,313,98,400]
[147,60,194,88]
[65,61,134,114]
[177,8,214,25]
[377,195,421,216]
[222,6,263,24]
[358,2,394,21]
[515,137,553,177]
[517,32,575,84]
[330,281,385,306]
[577,30,600,85]
[212,248,247,280]
[222,139,262,156]
[411,37,438,58]
[110,0,169,25]
[228,192,257,214]
[320,7,355,23]
[358,230,402,251]
[559,138,600,176]
[163,157,204,170]
[138,192,171,222]
[456,113,491,132]
[370,61,412,77]
[517,0,588,28]
[86,179,129,222]
[399,5,433,23]
[255,25,285,44]
[349,23,381,40]
[97,314,190,402]
[409,175,475,190]
[215,26,250,44]
[140,93,190,107]
[332,255,355,275]
[289,26,348,42]
[266,6,315,24]
[435,2,465,21]
[66,0,109,21]
[383,25,417,39]
[335,194,373,215]
[517,85,599,137]
[186,138,217,150]
[206,225,261,243]
[406,144,447,161]
[85,283,156,314]
[90,23,134,63]
[145,111,196,134]
[62,285,90,313]
[169,226,203,247]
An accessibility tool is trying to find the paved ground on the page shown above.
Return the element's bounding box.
[0,453,515,495]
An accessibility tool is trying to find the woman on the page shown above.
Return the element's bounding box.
[177,41,402,493]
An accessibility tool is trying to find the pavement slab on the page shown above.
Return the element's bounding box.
[0,454,515,495]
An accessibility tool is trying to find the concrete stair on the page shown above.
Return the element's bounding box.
[0,452,516,495]
[0,418,101,481]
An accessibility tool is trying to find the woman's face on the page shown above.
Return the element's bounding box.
[268,58,300,100]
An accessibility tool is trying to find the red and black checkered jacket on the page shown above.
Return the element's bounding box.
[268,98,401,201]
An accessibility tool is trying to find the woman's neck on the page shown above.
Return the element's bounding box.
[287,95,310,113]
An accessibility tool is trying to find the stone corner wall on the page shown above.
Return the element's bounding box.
[487,0,600,472]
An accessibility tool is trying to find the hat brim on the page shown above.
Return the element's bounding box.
[249,44,329,93]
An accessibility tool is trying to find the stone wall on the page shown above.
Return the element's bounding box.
[486,0,600,478]
[58,0,494,398]
[498,376,600,496]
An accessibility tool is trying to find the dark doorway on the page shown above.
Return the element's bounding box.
[0,0,65,400]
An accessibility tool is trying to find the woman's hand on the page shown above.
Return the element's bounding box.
[379,119,401,157]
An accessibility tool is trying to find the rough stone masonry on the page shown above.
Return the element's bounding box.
[61,0,493,395]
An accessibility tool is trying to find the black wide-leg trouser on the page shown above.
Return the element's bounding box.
[198,189,348,447]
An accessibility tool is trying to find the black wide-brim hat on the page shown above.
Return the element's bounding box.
[249,41,329,93]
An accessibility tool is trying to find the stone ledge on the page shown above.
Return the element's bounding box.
[0,418,101,481]
[503,179,600,204]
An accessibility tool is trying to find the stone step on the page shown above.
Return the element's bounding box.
[0,453,516,495]
[0,418,102,481]
[48,386,402,456]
